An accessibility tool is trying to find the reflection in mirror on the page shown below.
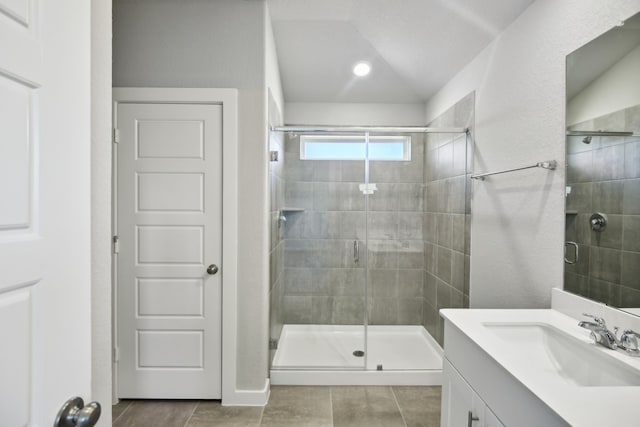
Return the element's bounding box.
[565,12,640,315]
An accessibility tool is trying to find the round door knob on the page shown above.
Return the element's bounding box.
[207,264,219,275]
[54,397,101,427]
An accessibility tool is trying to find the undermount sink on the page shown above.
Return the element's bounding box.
[484,322,640,387]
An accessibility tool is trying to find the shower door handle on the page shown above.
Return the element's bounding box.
[564,241,579,265]
[353,240,359,265]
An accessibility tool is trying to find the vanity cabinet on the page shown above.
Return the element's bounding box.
[440,316,569,427]
[441,359,504,427]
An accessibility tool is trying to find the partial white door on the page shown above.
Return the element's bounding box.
[116,102,223,398]
[0,1,93,426]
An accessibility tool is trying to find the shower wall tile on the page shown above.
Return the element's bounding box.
[436,279,452,311]
[566,183,592,213]
[589,246,621,284]
[283,296,312,324]
[397,298,423,325]
[567,151,592,184]
[285,181,314,210]
[398,212,424,240]
[451,214,465,253]
[311,296,334,324]
[592,215,622,250]
[397,269,423,297]
[436,214,452,247]
[623,216,640,252]
[369,184,397,211]
[333,297,365,325]
[369,298,399,324]
[450,176,466,213]
[285,153,313,182]
[398,241,424,269]
[592,181,624,214]
[623,179,640,214]
[621,252,640,290]
[341,160,365,182]
[422,92,474,343]
[450,251,465,293]
[313,160,342,182]
[423,301,439,342]
[620,285,640,307]
[450,289,464,309]
[423,213,436,243]
[452,136,467,177]
[437,143,453,180]
[368,212,399,240]
[284,268,313,295]
[397,183,424,211]
[339,211,367,239]
[370,269,398,297]
[423,273,437,303]
[625,140,640,179]
[593,144,625,181]
[368,240,398,269]
[436,248,452,284]
[424,242,436,274]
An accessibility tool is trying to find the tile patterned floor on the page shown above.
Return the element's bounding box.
[112,386,441,427]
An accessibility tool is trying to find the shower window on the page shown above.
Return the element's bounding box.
[300,134,411,161]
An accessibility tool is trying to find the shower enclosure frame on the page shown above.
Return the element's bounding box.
[269,124,468,383]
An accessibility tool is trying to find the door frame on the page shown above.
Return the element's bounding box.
[112,87,239,404]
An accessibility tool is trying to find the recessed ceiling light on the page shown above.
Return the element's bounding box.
[353,62,371,77]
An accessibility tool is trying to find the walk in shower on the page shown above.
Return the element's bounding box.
[268,94,474,385]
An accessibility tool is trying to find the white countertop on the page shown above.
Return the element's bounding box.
[440,309,640,427]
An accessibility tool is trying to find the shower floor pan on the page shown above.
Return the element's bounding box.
[270,325,442,385]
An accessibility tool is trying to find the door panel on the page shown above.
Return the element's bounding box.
[117,102,222,398]
[0,0,92,425]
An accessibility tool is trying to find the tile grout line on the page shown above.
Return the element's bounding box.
[390,387,409,427]
[182,400,200,427]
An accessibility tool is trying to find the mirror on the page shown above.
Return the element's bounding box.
[565,12,640,315]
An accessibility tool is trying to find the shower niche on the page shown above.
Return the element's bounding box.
[268,94,474,384]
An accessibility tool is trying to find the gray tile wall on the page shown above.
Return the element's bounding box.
[422,92,475,346]
[565,105,640,308]
[281,133,428,326]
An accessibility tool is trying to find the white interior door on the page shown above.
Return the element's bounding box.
[0,1,93,426]
[116,102,223,398]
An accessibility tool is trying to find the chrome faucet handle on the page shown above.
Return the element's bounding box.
[582,313,606,327]
[620,329,640,351]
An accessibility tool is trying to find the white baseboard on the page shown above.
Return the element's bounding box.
[222,379,270,406]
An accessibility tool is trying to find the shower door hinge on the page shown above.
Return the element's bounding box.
[112,235,120,254]
[113,128,120,144]
[269,338,278,350]
[113,346,119,362]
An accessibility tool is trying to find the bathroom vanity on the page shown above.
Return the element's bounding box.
[440,307,640,427]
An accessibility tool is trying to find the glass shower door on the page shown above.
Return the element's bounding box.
[273,131,367,371]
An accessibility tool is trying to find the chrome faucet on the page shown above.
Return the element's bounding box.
[578,313,618,350]
[578,313,640,356]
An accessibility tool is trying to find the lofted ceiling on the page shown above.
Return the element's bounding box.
[267,0,536,104]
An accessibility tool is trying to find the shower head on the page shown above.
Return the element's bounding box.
[582,136,592,144]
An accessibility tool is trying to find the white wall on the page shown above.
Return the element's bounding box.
[424,0,640,309]
[265,4,284,120]
[568,44,640,125]
[91,0,112,423]
[285,102,425,126]
[113,0,270,395]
